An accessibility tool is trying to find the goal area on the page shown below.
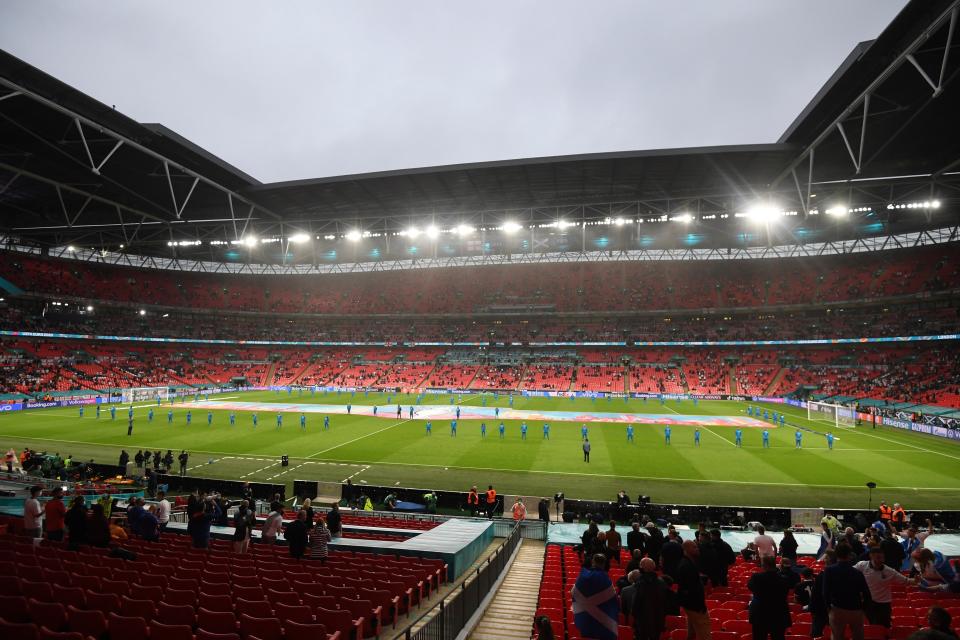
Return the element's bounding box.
[120,386,170,404]
[807,400,857,428]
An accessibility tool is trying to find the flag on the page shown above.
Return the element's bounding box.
[571,567,619,640]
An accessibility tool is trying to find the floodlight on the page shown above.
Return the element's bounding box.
[67,245,77,252]
[614,217,625,226]
[139,309,146,316]
[345,230,362,242]
[746,204,781,222]
[406,226,422,239]
[502,221,522,234]
[557,220,574,230]
[825,206,848,216]
[426,225,440,239]
[673,214,693,224]
[86,305,93,312]
[931,200,941,208]
[455,224,475,236]
[242,236,257,247]
[288,233,310,244]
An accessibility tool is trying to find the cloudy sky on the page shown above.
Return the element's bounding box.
[1,1,907,184]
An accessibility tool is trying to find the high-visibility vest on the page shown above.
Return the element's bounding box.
[879,505,892,520]
[486,489,496,504]
[467,491,479,505]
[891,507,906,524]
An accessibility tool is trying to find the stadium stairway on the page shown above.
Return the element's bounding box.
[764,366,788,395]
[468,539,545,640]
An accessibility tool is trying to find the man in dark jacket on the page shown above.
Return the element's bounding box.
[748,555,792,640]
[660,534,684,581]
[644,522,664,566]
[187,497,218,549]
[822,545,871,640]
[632,557,674,640]
[676,540,711,640]
[627,521,647,557]
[709,529,737,587]
[286,509,309,558]
[807,550,835,638]
[880,528,905,571]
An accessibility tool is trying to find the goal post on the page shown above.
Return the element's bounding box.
[807,400,857,428]
[120,386,170,404]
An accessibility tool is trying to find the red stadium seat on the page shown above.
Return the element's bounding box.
[239,614,284,640]
[150,621,196,640]
[66,606,107,638]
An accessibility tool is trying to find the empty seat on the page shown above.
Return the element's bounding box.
[107,613,149,640]
[66,605,107,638]
[27,599,68,632]
[0,594,29,622]
[239,614,284,640]
[150,620,195,640]
[157,601,196,627]
[273,603,314,624]
[283,620,330,640]
[198,608,239,635]
[0,620,39,640]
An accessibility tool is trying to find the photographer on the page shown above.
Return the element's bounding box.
[188,495,220,549]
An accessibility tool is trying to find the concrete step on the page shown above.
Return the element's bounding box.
[468,538,546,640]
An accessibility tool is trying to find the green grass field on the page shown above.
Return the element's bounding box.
[2,390,959,509]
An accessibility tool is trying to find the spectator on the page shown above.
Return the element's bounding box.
[606,521,622,562]
[881,527,906,570]
[808,549,836,637]
[139,505,160,542]
[187,496,218,549]
[383,492,398,511]
[742,542,759,564]
[823,544,871,640]
[754,525,777,560]
[64,495,87,549]
[817,521,836,560]
[44,486,66,541]
[697,530,721,588]
[911,548,956,589]
[855,546,914,627]
[534,615,555,640]
[327,502,342,537]
[301,498,315,524]
[310,517,332,563]
[155,490,171,532]
[86,503,110,548]
[795,567,815,608]
[676,540,711,640]
[286,510,309,559]
[233,500,253,554]
[126,497,145,535]
[843,527,865,557]
[4,447,15,473]
[748,555,792,640]
[710,529,736,586]
[538,498,550,523]
[925,607,958,638]
[902,520,934,571]
[571,553,619,640]
[262,502,283,545]
[109,518,128,545]
[779,529,799,562]
[778,557,801,591]
[627,521,647,557]
[616,569,639,625]
[23,486,42,538]
[660,533,683,580]
[644,522,664,566]
[632,557,675,640]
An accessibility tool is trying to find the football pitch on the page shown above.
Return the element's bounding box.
[2,390,959,509]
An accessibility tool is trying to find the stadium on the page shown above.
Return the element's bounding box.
[0,2,959,640]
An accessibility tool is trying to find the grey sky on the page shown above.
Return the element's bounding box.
[1,1,907,184]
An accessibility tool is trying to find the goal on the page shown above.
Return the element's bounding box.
[807,400,857,428]
[120,386,170,404]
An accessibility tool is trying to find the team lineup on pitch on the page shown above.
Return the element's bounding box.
[4,390,958,509]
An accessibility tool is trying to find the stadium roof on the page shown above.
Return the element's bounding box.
[0,0,958,262]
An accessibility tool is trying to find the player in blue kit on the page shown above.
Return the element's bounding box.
[747,405,753,417]
[228,412,235,426]
[252,413,258,428]
[276,414,283,430]
[186,410,192,425]
[498,422,505,438]
[480,422,486,437]
[148,408,154,422]
[694,429,701,446]
[521,422,528,440]
[79,406,84,418]
[425,421,432,435]
[450,420,457,437]
[581,424,588,440]
[795,429,803,448]
[772,411,778,423]
[494,406,500,418]
[346,404,351,415]
[626,424,634,442]
[128,406,134,420]
[397,405,402,419]
[207,411,213,426]
[373,405,378,417]
[779,414,786,427]
[762,429,770,447]
[508,395,514,408]
[167,409,173,424]
[409,406,414,419]
[735,429,743,447]
[455,406,461,420]
[157,396,161,406]
[110,406,116,420]
[96,404,101,419]
[826,432,834,449]
[763,409,769,420]
[543,423,550,439]
[664,426,671,445]
[323,415,330,430]
[300,413,306,430]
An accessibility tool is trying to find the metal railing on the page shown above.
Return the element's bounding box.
[405,522,524,640]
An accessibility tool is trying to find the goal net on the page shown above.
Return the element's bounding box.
[807,400,857,428]
[120,386,170,404]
